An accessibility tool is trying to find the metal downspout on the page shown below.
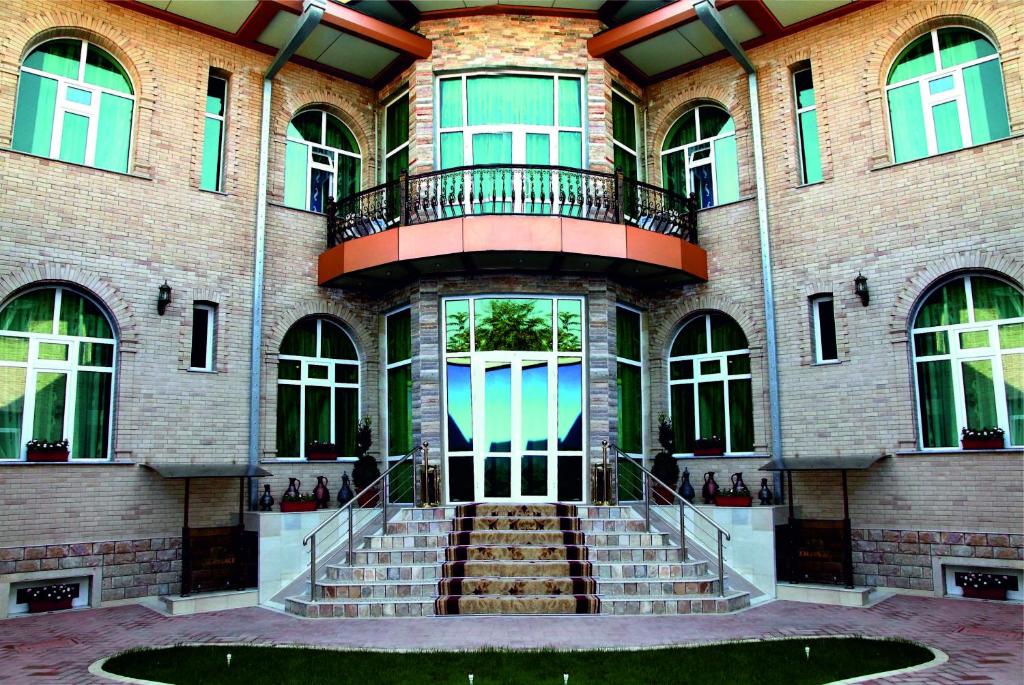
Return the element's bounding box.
[248,0,326,501]
[694,1,784,474]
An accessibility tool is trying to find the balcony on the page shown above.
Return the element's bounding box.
[318,165,707,288]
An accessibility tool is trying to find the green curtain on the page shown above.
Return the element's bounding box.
[617,362,642,453]
[289,111,321,143]
[917,360,956,447]
[440,132,464,169]
[915,279,967,328]
[699,107,732,138]
[963,60,1010,145]
[888,84,928,162]
[59,111,88,165]
[932,100,962,154]
[558,132,582,169]
[472,133,512,212]
[962,359,998,429]
[334,387,357,457]
[79,342,113,367]
[24,39,81,79]
[670,384,695,453]
[280,318,317,356]
[0,367,26,459]
[321,322,357,360]
[200,116,223,191]
[32,372,66,442]
[83,44,133,94]
[729,378,754,452]
[95,93,132,173]
[276,384,299,457]
[439,79,463,128]
[1004,353,1023,446]
[467,75,553,126]
[387,309,412,364]
[325,116,358,153]
[388,365,412,455]
[526,133,550,165]
[799,109,822,184]
[389,461,414,504]
[972,277,1023,321]
[304,386,330,449]
[888,35,935,84]
[672,318,706,357]
[710,314,746,352]
[284,140,309,209]
[612,92,636,148]
[59,291,113,338]
[1,290,54,333]
[558,78,582,128]
[662,150,686,197]
[386,93,410,153]
[938,28,996,69]
[663,110,696,150]
[713,136,739,204]
[12,72,57,156]
[73,371,111,458]
[698,381,725,441]
[616,307,641,361]
[0,337,28,363]
[337,154,360,202]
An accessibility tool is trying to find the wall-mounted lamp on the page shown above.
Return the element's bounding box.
[157,281,172,316]
[854,273,869,307]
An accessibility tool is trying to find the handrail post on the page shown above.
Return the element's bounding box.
[383,470,389,526]
[599,440,608,506]
[398,171,408,226]
[421,442,430,507]
[643,470,651,533]
[347,505,354,566]
[614,169,624,225]
[717,531,725,598]
[309,534,317,600]
[678,500,687,559]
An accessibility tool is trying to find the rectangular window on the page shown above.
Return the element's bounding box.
[201,73,227,191]
[811,295,838,363]
[612,89,639,181]
[793,67,822,184]
[386,308,412,457]
[615,305,643,456]
[190,303,216,371]
[384,91,409,183]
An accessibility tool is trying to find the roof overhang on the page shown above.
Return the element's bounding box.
[758,455,890,472]
[141,463,274,479]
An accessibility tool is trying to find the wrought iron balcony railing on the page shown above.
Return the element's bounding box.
[325,165,698,249]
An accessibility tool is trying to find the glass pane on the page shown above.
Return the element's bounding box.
[309,166,333,213]
[914,331,948,356]
[700,359,720,375]
[614,146,638,181]
[799,109,822,184]
[13,72,58,156]
[999,323,1024,349]
[448,456,474,502]
[388,364,412,455]
[662,150,686,197]
[385,147,408,185]
[321,321,357,360]
[387,309,411,363]
[278,359,299,381]
[59,111,89,165]
[617,362,642,453]
[388,460,413,504]
[484,456,511,498]
[472,133,512,210]
[200,116,223,191]
[276,384,299,457]
[304,385,330,448]
[616,307,641,361]
[670,384,695,453]
[0,336,29,362]
[711,313,747,352]
[698,381,725,441]
[280,318,317,356]
[440,132,464,169]
[32,372,66,442]
[963,60,1010,145]
[25,39,81,78]
[672,317,706,356]
[916,359,956,447]
[58,290,112,339]
[670,360,693,380]
[612,92,637,147]
[557,358,583,451]
[0,367,26,459]
[445,300,471,353]
[962,359,998,429]
[888,83,928,162]
[521,455,548,497]
[84,44,132,93]
[284,140,309,209]
[66,87,91,106]
[794,69,815,108]
[557,454,583,502]
[691,163,714,209]
[484,361,512,452]
[526,133,550,165]
[816,299,838,360]
[932,100,963,154]
[439,78,463,128]
[73,370,111,458]
[475,299,552,352]
[521,361,548,451]
[190,307,210,368]
[1004,353,1024,446]
[928,75,954,95]
[699,106,732,139]
[334,387,357,457]
[386,93,409,151]
[206,76,226,115]
[558,77,582,127]
[888,34,935,84]
[959,330,989,350]
[288,110,322,143]
[938,27,996,69]
[326,114,358,154]
[617,455,643,502]
[446,359,473,452]
[713,135,739,205]
[557,300,582,352]
[558,132,582,168]
[336,363,357,383]
[38,342,68,361]
[1,289,55,334]
[664,110,697,150]
[307,364,328,380]
[971,277,1023,322]
[915,278,967,328]
[337,153,360,201]
[467,75,553,126]
[728,378,754,452]
[727,354,751,375]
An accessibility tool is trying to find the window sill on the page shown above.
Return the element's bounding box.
[870,133,1022,173]
[0,460,135,466]
[197,188,230,197]
[695,195,755,214]
[268,201,326,217]
[672,453,770,460]
[260,457,357,464]
[794,180,825,190]
[186,368,218,374]
[895,448,1023,457]
[812,359,842,367]
[0,147,152,181]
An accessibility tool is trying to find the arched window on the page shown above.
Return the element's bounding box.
[284,109,361,212]
[911,274,1023,449]
[12,38,134,173]
[661,105,739,209]
[0,287,116,460]
[668,313,753,454]
[276,317,360,459]
[886,27,1010,163]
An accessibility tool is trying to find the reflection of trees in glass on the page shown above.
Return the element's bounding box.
[446,310,470,352]
[476,300,552,352]
[557,309,581,352]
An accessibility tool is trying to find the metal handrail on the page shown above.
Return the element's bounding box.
[302,442,428,600]
[604,441,730,597]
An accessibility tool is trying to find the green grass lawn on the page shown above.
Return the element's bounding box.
[102,637,933,685]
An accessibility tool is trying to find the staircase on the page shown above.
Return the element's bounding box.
[285,503,750,618]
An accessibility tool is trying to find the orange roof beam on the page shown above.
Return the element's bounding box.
[271,0,431,58]
[589,0,700,57]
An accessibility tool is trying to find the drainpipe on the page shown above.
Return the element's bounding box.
[248,0,326,500]
[694,1,784,480]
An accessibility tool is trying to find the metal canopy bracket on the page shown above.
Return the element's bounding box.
[693,0,755,75]
[266,0,328,80]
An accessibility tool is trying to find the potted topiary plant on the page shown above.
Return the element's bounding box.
[25,439,69,463]
[650,415,679,504]
[350,418,380,507]
[693,435,725,456]
[961,427,1005,450]
[280,492,317,513]
[306,440,339,461]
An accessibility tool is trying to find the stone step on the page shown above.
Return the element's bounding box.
[326,563,442,581]
[596,576,722,596]
[349,545,686,566]
[317,579,438,599]
[286,596,435,618]
[363,531,673,549]
[434,594,600,615]
[599,591,750,615]
[387,517,647,535]
[592,560,709,579]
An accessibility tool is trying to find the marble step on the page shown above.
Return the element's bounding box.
[387,517,647,535]
[326,563,443,581]
[599,591,750,615]
[595,576,723,596]
[286,595,435,618]
[363,531,673,549]
[316,579,439,599]
[592,560,709,579]
[434,594,600,615]
[349,545,686,566]
[395,506,643,521]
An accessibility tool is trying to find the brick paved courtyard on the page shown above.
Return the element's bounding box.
[0,595,1020,683]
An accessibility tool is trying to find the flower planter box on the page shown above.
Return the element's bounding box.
[962,586,1008,600]
[962,437,1004,450]
[280,500,317,513]
[652,483,676,505]
[307,449,339,461]
[356,486,380,508]
[693,446,724,457]
[715,495,752,507]
[26,448,69,463]
[28,598,73,613]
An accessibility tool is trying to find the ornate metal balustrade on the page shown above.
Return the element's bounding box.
[326,165,697,248]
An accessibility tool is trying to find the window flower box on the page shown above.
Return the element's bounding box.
[29,598,73,613]
[693,436,724,457]
[21,583,77,613]
[956,572,1013,601]
[961,427,1004,450]
[962,586,1007,600]
[306,443,340,461]
[280,497,317,513]
[715,494,752,507]
[26,440,69,462]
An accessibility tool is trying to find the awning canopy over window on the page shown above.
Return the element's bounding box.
[758,455,889,472]
[141,463,273,479]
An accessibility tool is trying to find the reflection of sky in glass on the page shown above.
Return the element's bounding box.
[446,360,472,451]
[521,361,548,450]
[485,362,512,452]
[558,359,583,450]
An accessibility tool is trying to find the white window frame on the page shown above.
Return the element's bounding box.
[383,89,410,183]
[435,71,586,168]
[0,286,117,461]
[611,87,642,181]
[384,305,413,463]
[189,303,216,372]
[202,72,227,192]
[660,106,735,209]
[615,303,646,458]
[811,295,839,364]
[286,109,362,212]
[17,39,135,169]
[911,275,1024,450]
[793,67,818,185]
[667,314,753,456]
[277,318,360,461]
[885,27,1006,159]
